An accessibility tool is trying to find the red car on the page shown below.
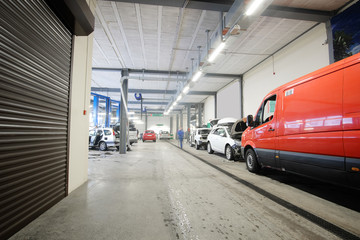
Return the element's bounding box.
[142,130,156,142]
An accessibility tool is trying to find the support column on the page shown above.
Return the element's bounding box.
[93,95,99,127]
[105,97,111,127]
[214,94,217,118]
[180,110,183,129]
[239,78,243,118]
[198,103,202,127]
[187,104,191,142]
[176,114,179,139]
[120,69,129,154]
[170,116,173,136]
[145,112,148,130]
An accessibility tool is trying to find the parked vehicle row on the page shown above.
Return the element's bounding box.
[188,117,247,160]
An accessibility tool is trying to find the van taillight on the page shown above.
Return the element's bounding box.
[113,130,115,136]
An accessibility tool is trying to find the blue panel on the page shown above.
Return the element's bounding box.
[93,96,99,127]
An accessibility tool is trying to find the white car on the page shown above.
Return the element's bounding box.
[89,128,119,151]
[159,130,171,140]
[207,125,241,160]
[190,128,211,150]
[129,126,138,145]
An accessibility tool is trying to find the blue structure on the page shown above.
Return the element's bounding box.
[93,95,99,127]
[91,92,121,127]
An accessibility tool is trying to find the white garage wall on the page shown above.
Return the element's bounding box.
[68,0,96,193]
[217,80,242,119]
[204,96,215,124]
[147,115,171,134]
[243,23,330,116]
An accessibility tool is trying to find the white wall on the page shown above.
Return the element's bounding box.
[146,115,171,134]
[217,80,242,119]
[68,0,96,193]
[243,23,330,116]
[203,96,215,124]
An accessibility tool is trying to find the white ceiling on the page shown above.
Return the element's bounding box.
[91,0,350,113]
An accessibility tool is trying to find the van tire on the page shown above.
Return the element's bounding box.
[99,141,107,151]
[225,145,234,160]
[207,142,214,154]
[246,149,260,173]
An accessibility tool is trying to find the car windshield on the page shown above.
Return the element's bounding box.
[89,130,96,136]
[199,129,211,134]
[162,131,169,134]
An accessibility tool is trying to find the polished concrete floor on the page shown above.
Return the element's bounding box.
[10,140,360,240]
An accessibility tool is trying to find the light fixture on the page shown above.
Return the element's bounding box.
[127,111,135,115]
[183,85,190,94]
[208,42,225,62]
[129,116,138,120]
[191,70,203,82]
[176,95,182,102]
[245,0,265,16]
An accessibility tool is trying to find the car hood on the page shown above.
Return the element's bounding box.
[230,119,247,139]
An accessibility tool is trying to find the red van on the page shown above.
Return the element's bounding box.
[241,53,360,189]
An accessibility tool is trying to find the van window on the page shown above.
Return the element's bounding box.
[255,95,277,126]
[104,130,112,135]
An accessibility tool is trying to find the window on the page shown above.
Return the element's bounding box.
[104,130,112,135]
[218,128,226,137]
[255,95,277,126]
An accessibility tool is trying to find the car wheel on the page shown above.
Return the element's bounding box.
[195,141,200,150]
[246,149,260,173]
[116,146,119,150]
[143,140,145,142]
[130,142,133,146]
[153,140,156,142]
[207,142,214,154]
[225,145,234,160]
[99,141,107,151]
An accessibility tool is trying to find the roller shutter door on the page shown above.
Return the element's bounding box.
[0,1,72,239]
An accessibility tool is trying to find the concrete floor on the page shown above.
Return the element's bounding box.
[10,140,360,240]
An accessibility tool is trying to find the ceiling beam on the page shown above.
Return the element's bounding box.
[103,1,334,23]
[92,67,187,76]
[103,0,234,12]
[91,87,216,95]
[262,5,333,22]
[92,67,240,78]
[92,87,176,94]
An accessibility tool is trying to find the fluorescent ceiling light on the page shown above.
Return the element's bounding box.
[191,71,203,82]
[129,117,138,120]
[127,111,135,115]
[133,120,144,124]
[176,95,182,102]
[183,85,190,94]
[245,0,265,16]
[208,42,225,62]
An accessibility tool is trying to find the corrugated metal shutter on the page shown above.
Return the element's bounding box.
[0,1,72,239]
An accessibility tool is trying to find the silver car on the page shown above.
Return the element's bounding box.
[89,128,119,151]
[190,128,211,150]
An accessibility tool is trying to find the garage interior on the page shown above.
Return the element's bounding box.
[1,0,360,239]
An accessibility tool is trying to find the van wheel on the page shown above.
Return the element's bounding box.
[195,141,200,150]
[246,149,260,173]
[225,145,234,160]
[207,142,214,154]
[99,141,107,151]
